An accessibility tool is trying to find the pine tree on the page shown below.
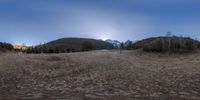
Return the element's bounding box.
[120,43,124,54]
[82,41,93,51]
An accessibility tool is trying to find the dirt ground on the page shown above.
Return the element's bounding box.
[0,50,200,100]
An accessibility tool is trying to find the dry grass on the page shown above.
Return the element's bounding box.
[1,50,200,100]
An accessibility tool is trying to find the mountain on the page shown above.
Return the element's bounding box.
[124,40,132,46]
[14,45,28,50]
[0,42,14,52]
[43,38,114,50]
[105,39,121,48]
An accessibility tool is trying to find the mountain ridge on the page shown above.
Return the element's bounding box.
[44,37,114,50]
[105,39,121,48]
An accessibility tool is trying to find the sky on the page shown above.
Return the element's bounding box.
[1,0,200,45]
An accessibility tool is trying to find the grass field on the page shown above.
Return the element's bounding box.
[1,50,200,100]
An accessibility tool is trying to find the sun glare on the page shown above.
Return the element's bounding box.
[98,35,110,40]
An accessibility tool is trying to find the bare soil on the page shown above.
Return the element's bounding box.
[1,50,200,100]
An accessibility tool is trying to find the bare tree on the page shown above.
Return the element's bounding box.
[179,35,183,51]
[166,31,172,52]
[120,43,124,54]
[161,37,165,50]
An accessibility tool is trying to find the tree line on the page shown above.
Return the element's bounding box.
[0,42,14,52]
[122,35,200,53]
[1,35,199,54]
[24,41,93,54]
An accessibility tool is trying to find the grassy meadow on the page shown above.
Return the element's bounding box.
[1,50,200,99]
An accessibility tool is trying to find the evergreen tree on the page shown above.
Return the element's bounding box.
[82,41,93,51]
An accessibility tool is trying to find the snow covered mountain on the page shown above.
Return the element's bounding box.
[105,39,121,48]
[124,40,132,46]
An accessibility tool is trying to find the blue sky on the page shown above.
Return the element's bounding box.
[1,0,200,45]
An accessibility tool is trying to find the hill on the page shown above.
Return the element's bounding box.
[0,42,13,52]
[14,45,28,50]
[45,38,114,49]
[131,36,200,52]
[25,38,114,53]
